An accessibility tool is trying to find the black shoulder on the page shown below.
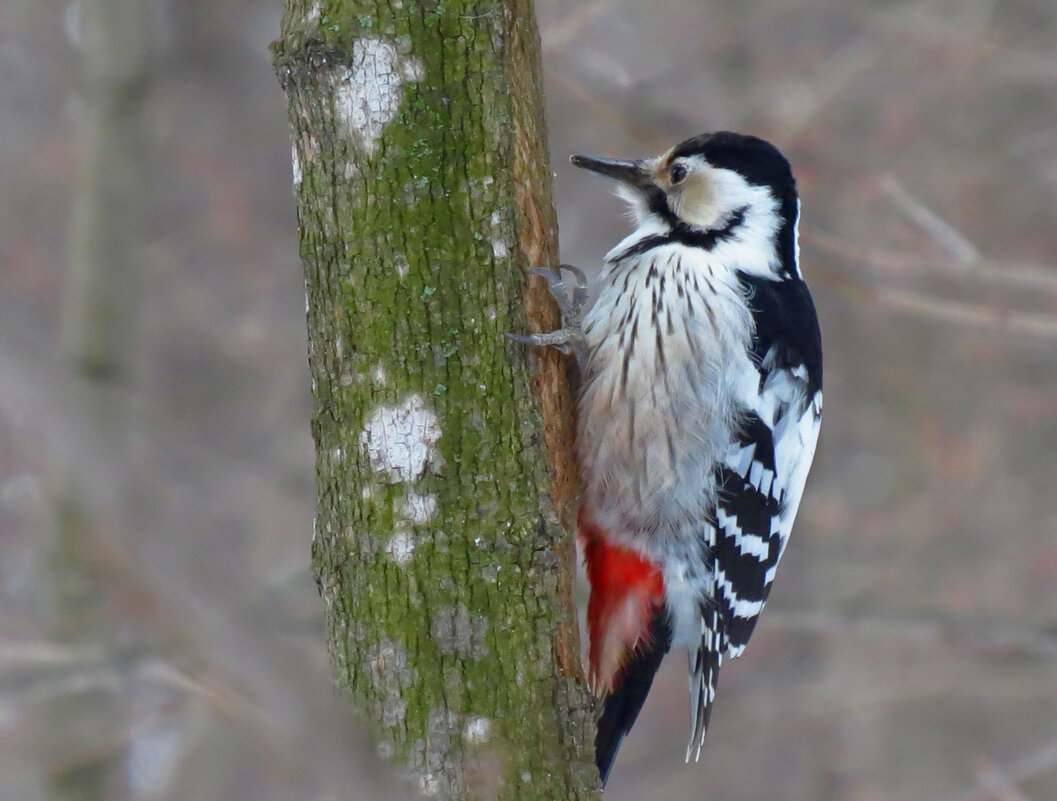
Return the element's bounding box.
[737,273,823,396]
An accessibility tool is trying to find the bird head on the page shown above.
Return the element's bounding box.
[571,131,800,275]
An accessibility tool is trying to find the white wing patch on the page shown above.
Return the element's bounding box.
[774,390,823,536]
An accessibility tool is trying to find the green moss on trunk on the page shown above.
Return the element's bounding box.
[274,2,598,798]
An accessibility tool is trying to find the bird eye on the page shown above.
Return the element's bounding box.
[669,163,688,185]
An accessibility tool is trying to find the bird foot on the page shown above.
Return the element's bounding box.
[506,265,589,360]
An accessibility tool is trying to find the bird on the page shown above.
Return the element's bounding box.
[510,131,823,785]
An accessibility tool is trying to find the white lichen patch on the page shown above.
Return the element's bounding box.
[463,716,492,745]
[400,491,437,525]
[372,364,387,385]
[468,175,495,200]
[487,209,512,260]
[418,773,441,797]
[406,709,462,799]
[291,144,302,186]
[400,51,425,82]
[365,638,418,695]
[386,529,416,565]
[331,37,425,156]
[360,394,441,483]
[381,694,409,728]
[430,604,490,660]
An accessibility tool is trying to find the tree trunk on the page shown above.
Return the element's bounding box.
[41,1,154,798]
[273,2,598,799]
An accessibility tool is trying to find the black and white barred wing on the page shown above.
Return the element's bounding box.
[717,370,821,656]
[687,275,822,759]
[686,377,821,759]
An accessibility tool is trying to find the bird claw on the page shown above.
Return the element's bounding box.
[526,264,588,324]
[508,264,589,362]
[504,330,579,356]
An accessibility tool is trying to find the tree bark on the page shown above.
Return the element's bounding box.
[273,2,598,799]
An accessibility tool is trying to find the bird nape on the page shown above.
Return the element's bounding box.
[510,131,823,786]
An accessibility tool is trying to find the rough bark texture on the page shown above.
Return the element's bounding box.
[273,2,597,799]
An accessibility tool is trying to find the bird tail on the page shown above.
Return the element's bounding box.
[686,607,724,762]
[595,608,672,785]
[579,509,671,784]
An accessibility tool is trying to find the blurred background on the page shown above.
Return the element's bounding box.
[1,0,1055,799]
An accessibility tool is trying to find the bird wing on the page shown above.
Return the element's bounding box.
[687,273,823,759]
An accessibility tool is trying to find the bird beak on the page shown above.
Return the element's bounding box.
[570,155,654,189]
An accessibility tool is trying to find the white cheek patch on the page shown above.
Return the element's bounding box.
[668,169,716,226]
[665,164,778,248]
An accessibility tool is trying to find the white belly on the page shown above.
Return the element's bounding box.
[577,246,754,548]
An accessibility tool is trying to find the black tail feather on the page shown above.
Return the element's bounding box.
[595,609,672,785]
[687,641,722,762]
